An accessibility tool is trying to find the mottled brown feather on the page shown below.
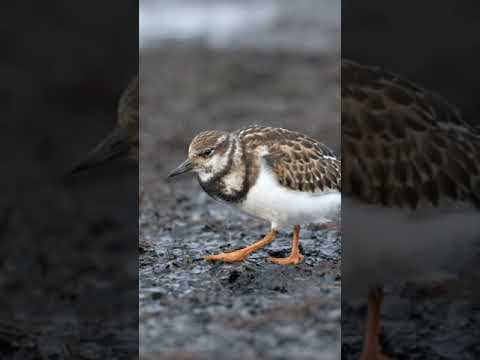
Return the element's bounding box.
[237,126,341,194]
[342,60,480,209]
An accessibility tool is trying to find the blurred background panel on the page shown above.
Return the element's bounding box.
[342,0,480,124]
[140,0,339,52]
[139,1,340,359]
[0,1,138,358]
[342,1,480,359]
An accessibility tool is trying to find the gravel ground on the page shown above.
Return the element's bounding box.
[139,44,341,360]
[140,192,341,360]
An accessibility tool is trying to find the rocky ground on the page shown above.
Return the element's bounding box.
[140,191,341,360]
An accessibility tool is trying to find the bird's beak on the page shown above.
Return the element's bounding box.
[71,126,130,174]
[167,159,193,179]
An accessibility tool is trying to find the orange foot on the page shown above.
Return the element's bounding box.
[268,225,304,265]
[205,229,278,263]
[204,249,249,263]
[269,253,304,265]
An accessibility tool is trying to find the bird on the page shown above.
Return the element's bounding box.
[71,75,139,173]
[167,125,341,265]
[342,59,480,359]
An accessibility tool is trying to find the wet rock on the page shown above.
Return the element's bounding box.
[227,270,241,284]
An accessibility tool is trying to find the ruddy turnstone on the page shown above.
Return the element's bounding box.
[71,75,139,173]
[168,125,341,265]
[342,59,480,359]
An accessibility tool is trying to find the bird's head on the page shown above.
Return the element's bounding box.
[70,76,138,174]
[70,125,134,174]
[168,130,231,181]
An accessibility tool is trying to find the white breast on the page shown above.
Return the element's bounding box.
[342,197,480,298]
[239,162,341,229]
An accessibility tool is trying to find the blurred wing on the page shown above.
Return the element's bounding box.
[342,59,480,208]
[118,75,139,129]
[117,75,139,159]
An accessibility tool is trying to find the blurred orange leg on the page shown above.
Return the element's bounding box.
[360,288,390,360]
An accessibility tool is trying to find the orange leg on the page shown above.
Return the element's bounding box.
[360,288,390,360]
[268,225,304,265]
[205,229,278,263]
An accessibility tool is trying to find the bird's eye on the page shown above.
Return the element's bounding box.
[199,148,214,158]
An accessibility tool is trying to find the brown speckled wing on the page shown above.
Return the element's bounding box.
[239,126,341,194]
[342,60,480,208]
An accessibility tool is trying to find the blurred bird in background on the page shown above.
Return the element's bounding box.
[71,75,139,173]
[342,59,480,359]
[71,75,140,199]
